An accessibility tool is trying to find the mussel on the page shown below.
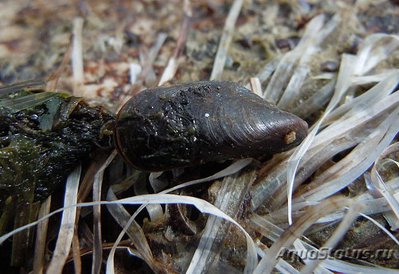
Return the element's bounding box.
[115,81,308,171]
[0,80,307,210]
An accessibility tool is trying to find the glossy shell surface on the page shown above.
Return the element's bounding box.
[115,81,308,171]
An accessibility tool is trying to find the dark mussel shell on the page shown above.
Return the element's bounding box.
[115,81,308,171]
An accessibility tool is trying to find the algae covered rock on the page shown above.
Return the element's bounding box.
[0,81,114,213]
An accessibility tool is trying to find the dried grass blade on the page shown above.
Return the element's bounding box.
[275,259,300,274]
[313,92,399,149]
[351,69,398,85]
[129,63,142,85]
[161,158,252,195]
[134,174,164,222]
[0,194,257,272]
[256,244,301,274]
[186,171,256,274]
[158,0,192,85]
[253,57,280,93]
[46,165,81,274]
[0,92,58,113]
[251,91,390,211]
[354,34,399,76]
[277,15,339,108]
[210,0,244,80]
[263,14,326,103]
[47,40,72,92]
[92,151,117,274]
[287,54,362,224]
[291,79,336,118]
[107,159,251,273]
[251,212,399,273]
[103,194,258,274]
[253,196,351,274]
[370,143,399,224]
[250,77,263,97]
[106,188,157,273]
[11,203,39,266]
[292,238,399,274]
[142,159,253,225]
[32,197,51,274]
[71,17,84,96]
[140,32,167,86]
[299,202,364,274]
[319,256,399,274]
[302,106,399,202]
[250,213,285,242]
[0,79,46,95]
[71,232,82,274]
[326,70,399,124]
[270,134,359,210]
[295,126,385,202]
[250,159,289,211]
[358,212,399,246]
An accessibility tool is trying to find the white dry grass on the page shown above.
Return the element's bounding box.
[46,165,81,274]
[71,17,84,96]
[247,19,399,273]
[210,0,244,81]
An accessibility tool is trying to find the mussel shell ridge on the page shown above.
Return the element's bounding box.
[115,81,308,171]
